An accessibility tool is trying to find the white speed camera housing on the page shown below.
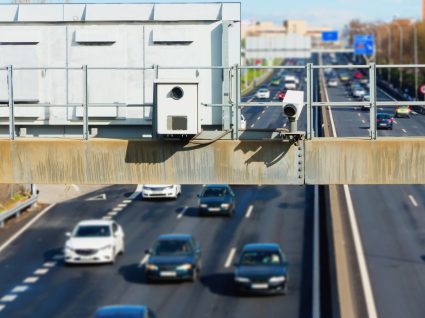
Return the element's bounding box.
[282,90,304,121]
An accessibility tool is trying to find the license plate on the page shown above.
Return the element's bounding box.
[379,123,386,126]
[160,271,176,277]
[251,283,268,289]
[208,208,221,212]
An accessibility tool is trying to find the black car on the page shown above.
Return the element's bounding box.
[197,184,236,216]
[234,243,288,295]
[145,234,201,282]
[376,113,393,130]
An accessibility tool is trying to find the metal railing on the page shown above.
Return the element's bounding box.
[2,62,425,141]
[0,195,37,227]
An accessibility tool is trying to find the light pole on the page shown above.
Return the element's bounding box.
[412,21,418,100]
[393,21,404,91]
[382,24,392,84]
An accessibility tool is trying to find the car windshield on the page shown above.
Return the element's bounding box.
[153,240,193,256]
[74,225,111,238]
[377,114,391,119]
[259,89,268,93]
[202,187,227,197]
[239,250,283,266]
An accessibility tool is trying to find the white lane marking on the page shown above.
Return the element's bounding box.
[408,195,418,207]
[138,254,149,268]
[262,110,265,114]
[23,277,39,284]
[86,193,106,201]
[129,184,144,200]
[112,207,123,212]
[71,184,80,192]
[1,295,17,302]
[0,204,56,255]
[107,211,118,216]
[43,262,56,268]
[11,286,28,293]
[177,206,189,219]
[102,216,112,220]
[402,129,407,133]
[34,268,49,275]
[0,305,5,311]
[357,113,361,117]
[122,199,132,204]
[343,185,378,318]
[117,203,127,208]
[224,248,236,268]
[250,123,255,128]
[412,111,418,115]
[257,116,261,121]
[52,254,64,261]
[283,123,287,127]
[322,63,378,318]
[245,205,254,218]
[379,107,384,111]
[361,119,365,124]
[393,120,398,124]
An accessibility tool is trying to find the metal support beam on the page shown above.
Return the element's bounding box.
[7,65,15,140]
[306,63,313,139]
[82,65,89,140]
[233,64,239,140]
[369,62,377,139]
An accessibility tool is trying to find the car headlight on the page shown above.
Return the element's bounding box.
[200,204,208,208]
[176,264,192,271]
[221,203,231,209]
[98,244,112,251]
[269,276,286,283]
[146,264,158,271]
[65,244,74,252]
[235,276,250,283]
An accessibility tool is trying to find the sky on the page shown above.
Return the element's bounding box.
[0,0,422,30]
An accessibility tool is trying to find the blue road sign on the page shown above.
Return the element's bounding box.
[322,31,339,42]
[353,34,374,56]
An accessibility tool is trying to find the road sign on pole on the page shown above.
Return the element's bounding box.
[353,34,374,56]
[322,31,338,42]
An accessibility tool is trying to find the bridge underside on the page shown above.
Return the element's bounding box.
[0,138,424,184]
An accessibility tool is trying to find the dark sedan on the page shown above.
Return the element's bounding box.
[234,243,288,295]
[376,113,393,130]
[145,234,201,282]
[197,184,236,216]
[95,305,156,318]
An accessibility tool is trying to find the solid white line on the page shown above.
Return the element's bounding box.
[11,286,28,293]
[343,185,378,318]
[322,62,378,318]
[312,184,320,318]
[224,248,236,268]
[43,262,56,268]
[23,277,39,284]
[245,205,254,218]
[1,295,17,302]
[408,195,418,207]
[34,268,49,275]
[129,184,144,200]
[138,254,149,268]
[402,129,407,133]
[177,206,189,219]
[0,305,5,311]
[0,204,56,255]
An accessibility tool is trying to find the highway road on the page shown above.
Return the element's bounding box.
[0,185,314,314]
[325,53,425,318]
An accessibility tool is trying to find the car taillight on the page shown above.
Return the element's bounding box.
[376,119,379,122]
[407,106,411,110]
[388,118,392,122]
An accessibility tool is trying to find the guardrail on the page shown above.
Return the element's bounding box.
[0,195,37,227]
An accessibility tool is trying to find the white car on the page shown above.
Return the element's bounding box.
[284,80,297,90]
[327,78,338,87]
[240,114,247,130]
[141,184,181,199]
[64,220,125,264]
[256,88,271,99]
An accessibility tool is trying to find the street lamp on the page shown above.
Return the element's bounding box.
[382,24,392,84]
[393,21,404,91]
[412,21,418,100]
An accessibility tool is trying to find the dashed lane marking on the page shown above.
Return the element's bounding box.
[257,116,261,120]
[43,262,56,268]
[11,286,28,293]
[117,203,127,208]
[361,120,365,124]
[112,207,123,212]
[34,268,49,275]
[52,254,64,261]
[122,199,132,204]
[0,295,17,302]
[0,305,5,312]
[102,216,112,220]
[224,248,236,268]
[177,206,189,219]
[107,211,118,216]
[245,205,254,218]
[138,254,149,268]
[402,129,407,133]
[358,113,361,117]
[262,110,265,114]
[250,123,255,128]
[23,277,39,284]
[408,195,418,207]
[129,185,144,200]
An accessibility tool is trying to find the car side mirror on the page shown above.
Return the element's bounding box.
[65,232,71,238]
